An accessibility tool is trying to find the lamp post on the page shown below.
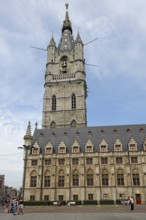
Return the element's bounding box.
[18,145,30,199]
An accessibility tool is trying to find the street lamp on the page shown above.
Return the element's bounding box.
[18,145,30,199]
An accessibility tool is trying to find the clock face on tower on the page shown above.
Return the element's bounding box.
[59,56,68,73]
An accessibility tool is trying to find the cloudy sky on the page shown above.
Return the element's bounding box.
[0,0,146,189]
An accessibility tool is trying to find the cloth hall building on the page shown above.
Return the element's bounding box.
[23,4,146,204]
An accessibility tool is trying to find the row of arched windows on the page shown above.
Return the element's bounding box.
[30,169,140,187]
[52,94,76,111]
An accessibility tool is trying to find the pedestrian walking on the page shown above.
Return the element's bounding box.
[12,198,18,215]
[18,197,24,215]
[129,196,134,211]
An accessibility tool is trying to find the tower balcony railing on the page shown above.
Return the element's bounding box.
[53,73,75,81]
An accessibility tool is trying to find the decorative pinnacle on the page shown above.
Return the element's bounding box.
[65,2,69,10]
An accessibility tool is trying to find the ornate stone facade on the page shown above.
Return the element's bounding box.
[23,4,146,204]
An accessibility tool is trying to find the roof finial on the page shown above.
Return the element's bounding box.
[65,2,69,10]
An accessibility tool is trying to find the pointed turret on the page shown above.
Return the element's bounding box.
[62,3,72,34]
[48,35,56,47]
[24,121,33,146]
[74,31,84,60]
[47,35,56,63]
[75,31,83,45]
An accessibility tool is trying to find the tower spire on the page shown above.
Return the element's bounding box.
[62,2,72,34]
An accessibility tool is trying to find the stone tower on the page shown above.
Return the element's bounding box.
[42,3,87,129]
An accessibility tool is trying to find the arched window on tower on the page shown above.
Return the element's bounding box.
[71,94,76,110]
[50,121,56,128]
[52,95,56,111]
[71,119,77,128]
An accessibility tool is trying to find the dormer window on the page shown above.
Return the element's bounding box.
[114,144,122,151]
[128,138,137,151]
[85,145,93,153]
[129,144,136,151]
[45,147,53,154]
[99,139,108,152]
[33,148,39,154]
[32,142,40,154]
[59,146,66,154]
[100,145,107,152]
[114,138,122,151]
[32,144,40,155]
[72,146,79,153]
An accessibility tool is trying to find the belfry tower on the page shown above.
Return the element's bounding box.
[42,3,87,129]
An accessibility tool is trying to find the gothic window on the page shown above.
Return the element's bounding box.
[72,158,79,165]
[52,95,56,111]
[30,195,35,201]
[102,170,108,186]
[50,121,56,128]
[86,157,93,165]
[71,119,77,127]
[44,176,50,187]
[31,160,37,166]
[88,194,93,200]
[116,157,123,164]
[30,171,37,187]
[87,170,93,186]
[45,159,51,165]
[73,172,79,186]
[58,159,65,165]
[44,195,49,201]
[101,157,107,164]
[133,170,140,186]
[58,195,64,201]
[71,94,76,109]
[58,176,64,187]
[117,170,124,186]
[73,195,78,201]
[131,157,138,164]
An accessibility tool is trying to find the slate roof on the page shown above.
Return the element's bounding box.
[31,124,146,154]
